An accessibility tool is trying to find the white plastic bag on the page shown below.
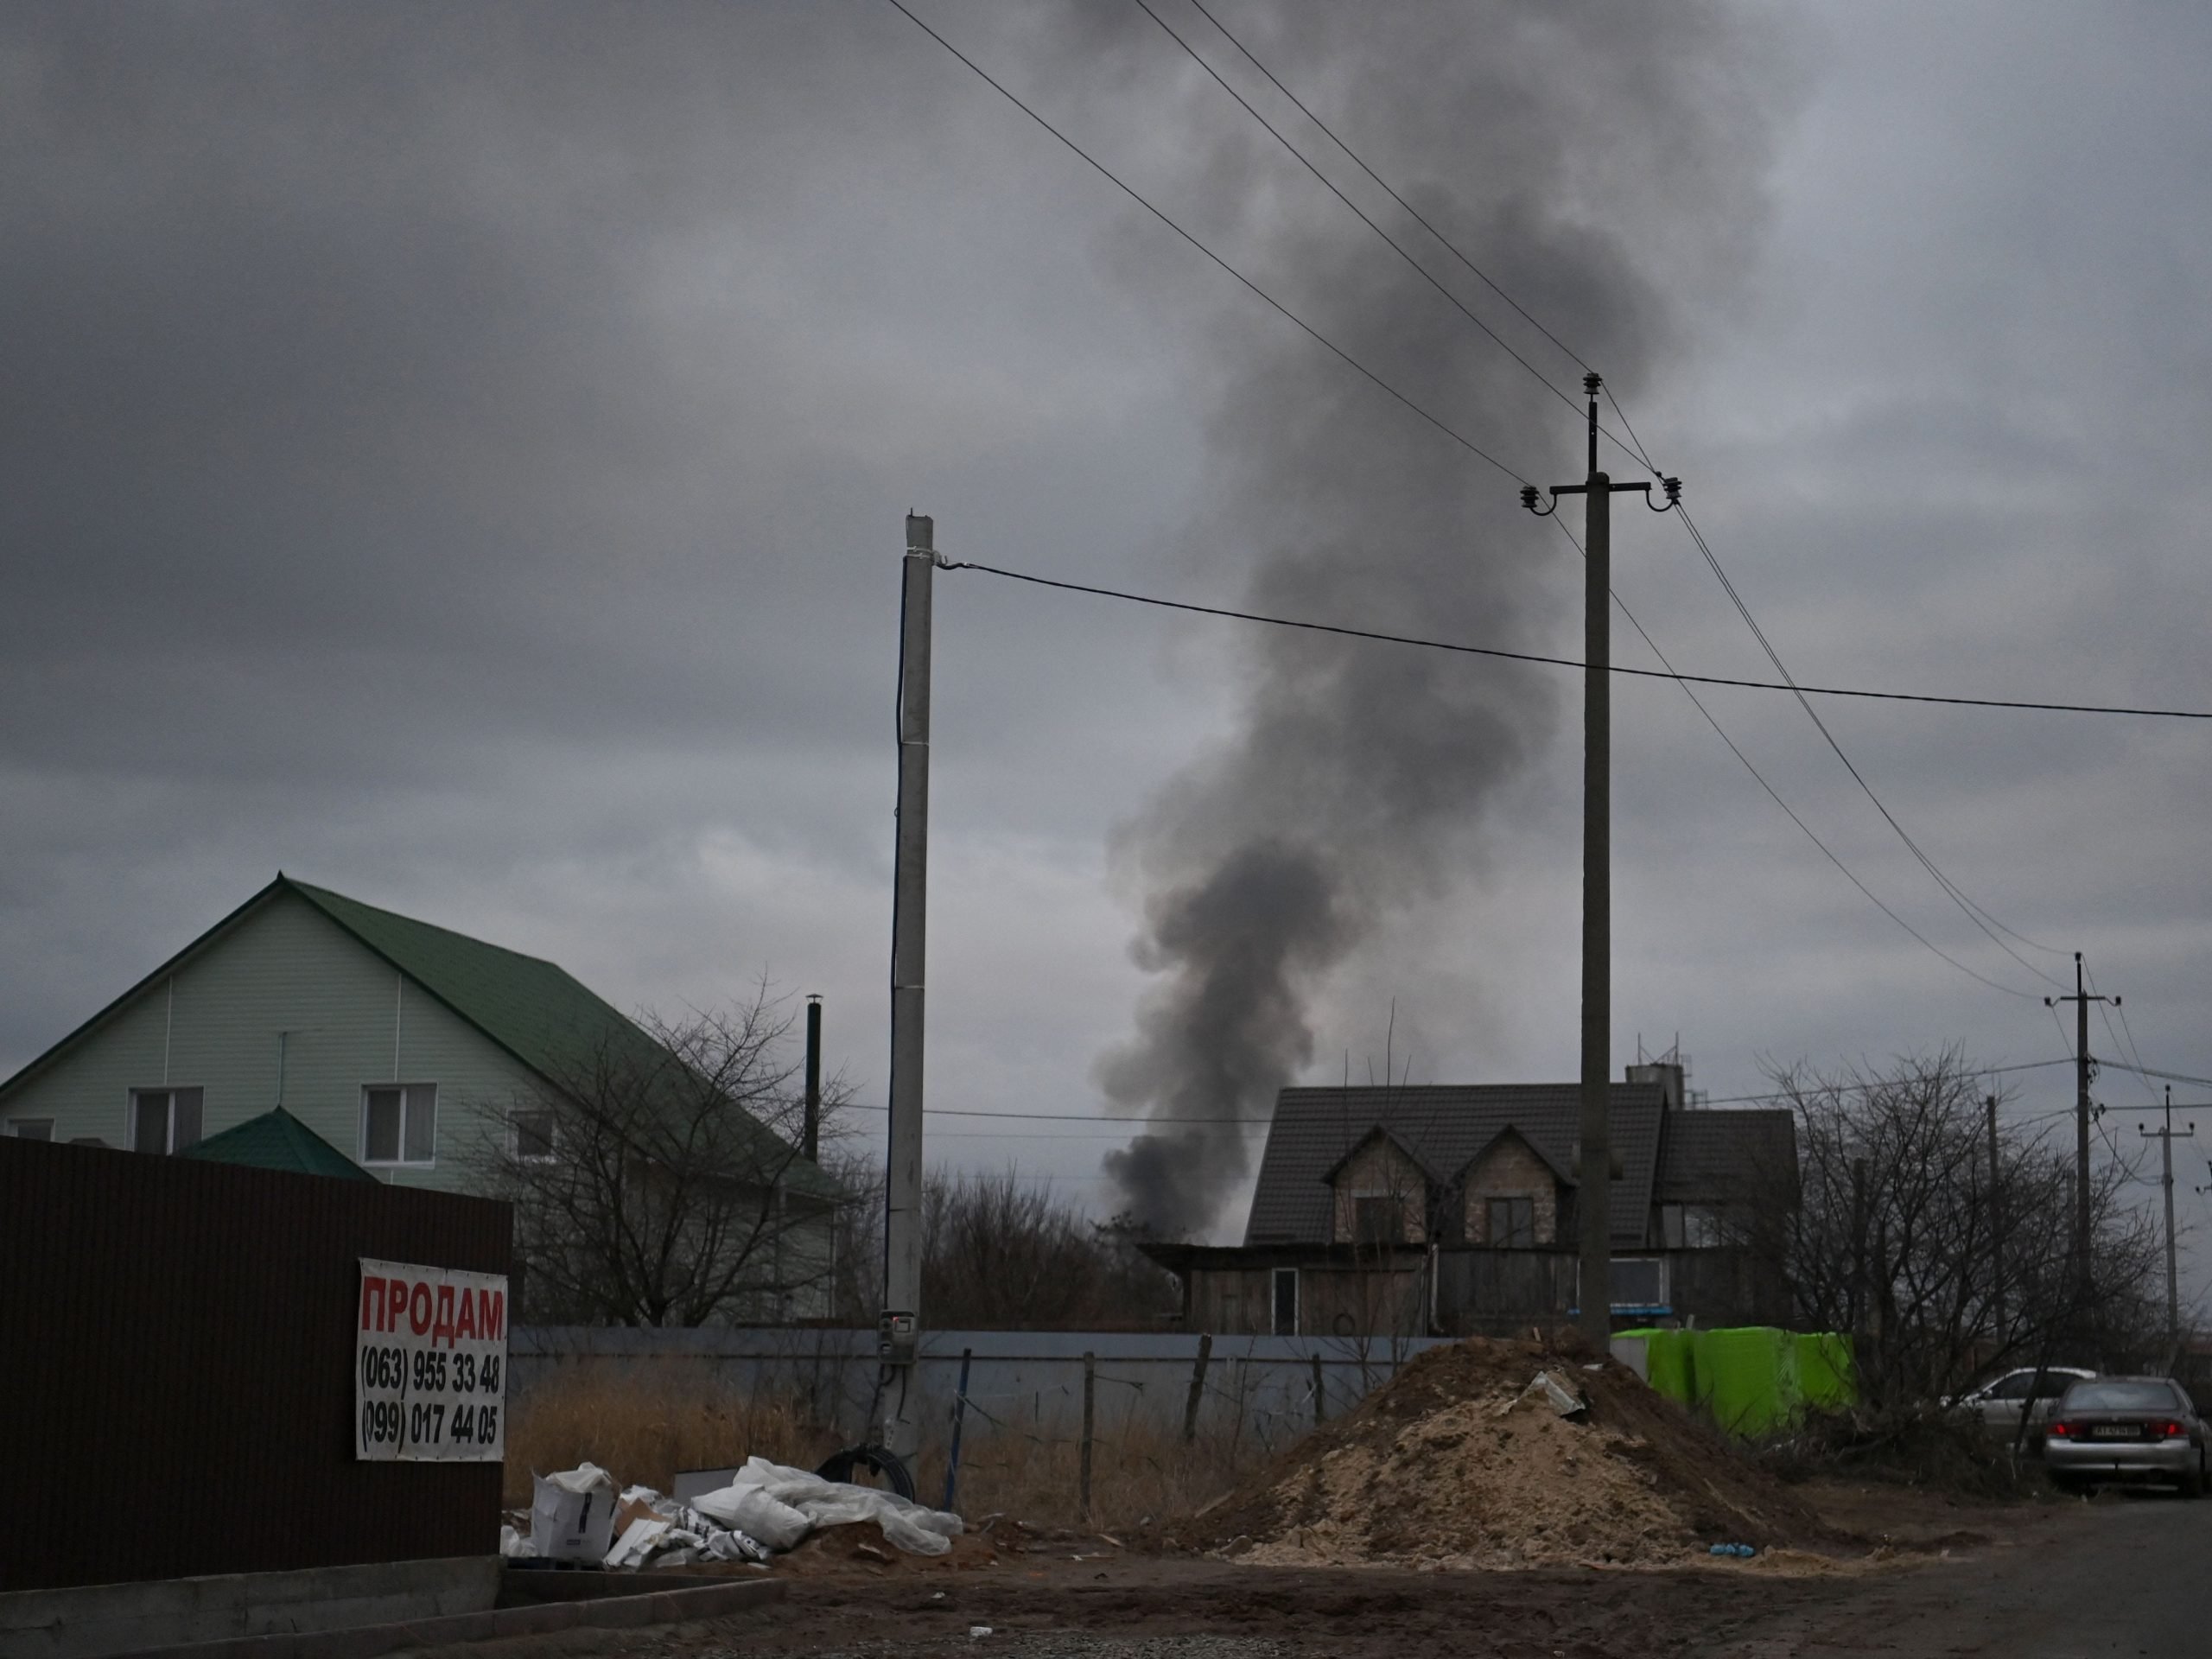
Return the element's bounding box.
[690,1476,812,1552]
[733,1457,965,1556]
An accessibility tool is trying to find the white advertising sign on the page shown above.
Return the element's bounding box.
[355,1257,508,1461]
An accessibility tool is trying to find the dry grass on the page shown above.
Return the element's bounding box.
[910,1417,1264,1532]
[502,1364,841,1508]
[503,1364,1275,1528]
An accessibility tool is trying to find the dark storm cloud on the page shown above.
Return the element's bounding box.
[5,0,2212,1291]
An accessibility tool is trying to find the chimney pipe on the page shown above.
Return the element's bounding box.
[803,995,822,1162]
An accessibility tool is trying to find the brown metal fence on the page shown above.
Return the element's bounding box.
[0,1136,512,1592]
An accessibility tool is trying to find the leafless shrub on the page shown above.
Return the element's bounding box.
[1745,1048,2163,1411]
[468,986,849,1326]
[822,1160,1177,1330]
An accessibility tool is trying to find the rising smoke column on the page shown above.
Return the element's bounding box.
[1078,3,1788,1237]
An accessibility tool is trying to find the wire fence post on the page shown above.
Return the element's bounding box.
[941,1347,974,1512]
[1079,1351,1096,1522]
[1311,1352,1326,1426]
[1183,1333,1211,1444]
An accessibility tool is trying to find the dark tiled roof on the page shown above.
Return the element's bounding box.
[179,1106,377,1182]
[1654,1108,1796,1201]
[1243,1084,1669,1248]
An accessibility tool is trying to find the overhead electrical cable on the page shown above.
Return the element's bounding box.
[1130,0,2081,982]
[1127,0,1591,423]
[1179,0,1598,386]
[891,0,2135,1006]
[881,0,1531,489]
[947,548,2050,997]
[1673,499,2069,990]
[937,560,2212,718]
[2086,961,2162,1109]
[1541,518,2043,1001]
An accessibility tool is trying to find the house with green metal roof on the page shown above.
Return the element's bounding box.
[0,875,841,1318]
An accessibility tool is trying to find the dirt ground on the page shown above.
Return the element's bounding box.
[427,1478,2089,1659]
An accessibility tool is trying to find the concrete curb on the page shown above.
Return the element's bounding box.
[113,1577,786,1659]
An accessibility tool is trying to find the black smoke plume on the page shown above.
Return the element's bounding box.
[1079,3,1788,1236]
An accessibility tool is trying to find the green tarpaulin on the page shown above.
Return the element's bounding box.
[1617,1325,1857,1435]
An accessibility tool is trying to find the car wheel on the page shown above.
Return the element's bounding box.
[2185,1459,2208,1501]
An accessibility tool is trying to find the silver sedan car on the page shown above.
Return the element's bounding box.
[2043,1376,2209,1495]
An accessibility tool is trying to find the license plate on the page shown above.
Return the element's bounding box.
[2090,1425,2138,1440]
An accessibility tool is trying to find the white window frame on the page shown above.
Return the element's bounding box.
[127,1088,203,1154]
[510,1107,558,1165]
[359,1083,439,1167]
[1270,1267,1300,1337]
[10,1118,56,1141]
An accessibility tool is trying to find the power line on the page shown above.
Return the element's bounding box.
[938,557,2210,721]
[881,0,1530,489]
[1179,0,1599,390]
[1675,501,2069,991]
[1701,1058,2074,1107]
[843,1101,1274,1124]
[893,0,2133,1002]
[1128,0,1589,426]
[1122,0,2076,983]
[1542,515,2041,1001]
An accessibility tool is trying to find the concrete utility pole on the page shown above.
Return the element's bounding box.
[1522,375,1679,1347]
[2141,1087,2196,1368]
[882,512,934,1460]
[2047,953,2114,1300]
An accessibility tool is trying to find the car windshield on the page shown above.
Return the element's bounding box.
[2063,1381,2179,1413]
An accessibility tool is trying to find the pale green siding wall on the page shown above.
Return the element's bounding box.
[0,890,540,1193]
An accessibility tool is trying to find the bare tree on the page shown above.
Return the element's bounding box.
[470,990,847,1326]
[822,1161,1176,1330]
[1746,1049,2163,1408]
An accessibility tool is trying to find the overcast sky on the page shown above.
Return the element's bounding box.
[5,2,2209,1279]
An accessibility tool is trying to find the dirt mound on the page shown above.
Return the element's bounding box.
[1182,1334,1843,1570]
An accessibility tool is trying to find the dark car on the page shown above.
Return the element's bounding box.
[2043,1376,2209,1496]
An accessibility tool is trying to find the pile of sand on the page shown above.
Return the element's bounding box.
[1185,1334,1840,1571]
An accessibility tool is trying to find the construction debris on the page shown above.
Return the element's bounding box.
[506,1458,961,1571]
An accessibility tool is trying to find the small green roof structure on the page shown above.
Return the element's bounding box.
[179,1106,378,1183]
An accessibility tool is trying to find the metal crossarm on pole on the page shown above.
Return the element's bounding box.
[1522,375,1678,1345]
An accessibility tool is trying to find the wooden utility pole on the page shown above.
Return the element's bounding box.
[1522,376,1679,1347]
[2047,953,2114,1301]
[2141,1087,2196,1369]
[882,512,935,1461]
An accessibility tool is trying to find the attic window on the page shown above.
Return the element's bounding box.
[1486,1196,1535,1248]
[1352,1195,1404,1243]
